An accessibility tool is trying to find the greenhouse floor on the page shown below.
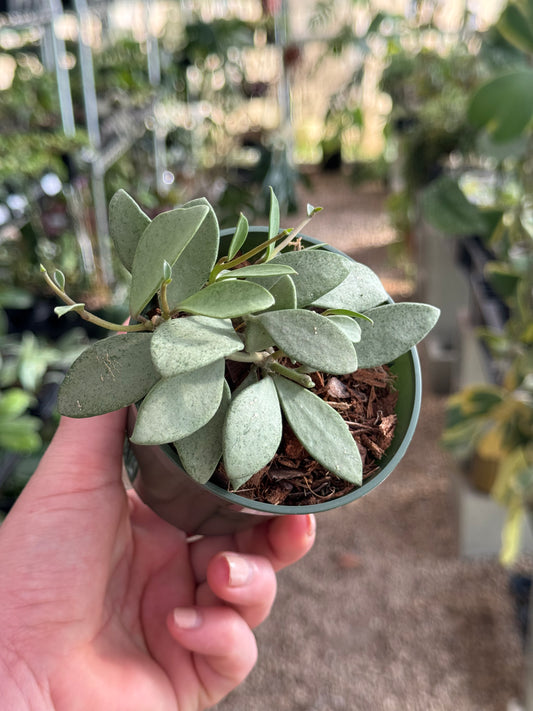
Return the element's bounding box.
[213,172,527,711]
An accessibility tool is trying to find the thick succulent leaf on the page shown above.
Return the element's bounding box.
[129,204,209,317]
[356,303,440,368]
[267,251,351,307]
[178,279,274,318]
[327,314,362,343]
[265,186,280,260]
[273,375,362,485]
[58,333,158,417]
[109,189,151,273]
[218,263,296,280]
[174,380,230,484]
[166,198,220,308]
[256,309,358,374]
[228,212,249,260]
[244,316,275,352]
[151,316,244,377]
[131,359,225,445]
[312,261,388,312]
[266,275,297,311]
[223,376,282,489]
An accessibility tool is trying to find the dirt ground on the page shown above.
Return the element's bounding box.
[213,173,527,711]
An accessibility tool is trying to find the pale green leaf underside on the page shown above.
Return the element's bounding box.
[174,380,231,484]
[178,279,274,318]
[109,189,151,273]
[58,333,158,417]
[266,275,297,311]
[131,359,225,445]
[327,314,362,343]
[54,303,85,318]
[151,316,243,377]
[268,250,351,307]
[218,264,296,280]
[312,261,388,312]
[129,204,209,317]
[273,375,362,485]
[356,303,441,368]
[256,309,358,374]
[223,376,282,489]
[166,198,220,308]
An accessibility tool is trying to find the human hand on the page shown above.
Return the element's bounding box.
[0,409,315,711]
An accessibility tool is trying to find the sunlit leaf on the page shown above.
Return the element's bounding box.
[175,381,231,484]
[151,316,243,376]
[129,204,209,317]
[0,389,35,418]
[178,279,274,318]
[223,375,282,489]
[256,309,357,374]
[273,375,362,485]
[356,303,440,368]
[218,264,296,280]
[58,333,159,417]
[109,189,151,273]
[131,359,225,445]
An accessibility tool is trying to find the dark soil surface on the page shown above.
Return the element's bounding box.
[213,173,528,711]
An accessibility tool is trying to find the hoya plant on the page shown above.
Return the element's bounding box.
[41,189,439,492]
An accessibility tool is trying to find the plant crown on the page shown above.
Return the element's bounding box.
[41,189,439,490]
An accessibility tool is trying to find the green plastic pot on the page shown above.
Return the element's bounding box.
[125,228,422,535]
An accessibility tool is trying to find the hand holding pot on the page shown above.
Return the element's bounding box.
[0,409,316,710]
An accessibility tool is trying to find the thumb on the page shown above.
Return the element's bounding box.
[36,409,128,493]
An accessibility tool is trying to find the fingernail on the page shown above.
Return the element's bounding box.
[173,607,202,629]
[222,553,254,587]
[306,514,316,538]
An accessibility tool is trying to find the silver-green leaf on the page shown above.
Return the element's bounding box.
[356,303,441,368]
[151,316,244,377]
[268,250,351,307]
[166,197,220,308]
[273,375,362,485]
[129,204,209,317]
[223,375,282,489]
[244,316,275,352]
[327,314,362,343]
[265,275,297,311]
[131,358,225,445]
[57,333,158,417]
[175,380,231,484]
[256,309,358,374]
[312,261,388,312]
[109,189,151,273]
[178,279,274,318]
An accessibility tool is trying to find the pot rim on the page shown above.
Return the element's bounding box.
[155,226,423,515]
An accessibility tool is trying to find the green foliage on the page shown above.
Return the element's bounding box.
[47,189,439,491]
[0,389,41,453]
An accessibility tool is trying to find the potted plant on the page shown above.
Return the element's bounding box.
[40,188,439,534]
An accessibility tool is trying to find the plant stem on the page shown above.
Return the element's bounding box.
[159,280,171,320]
[41,266,153,333]
[266,360,315,388]
[208,231,290,282]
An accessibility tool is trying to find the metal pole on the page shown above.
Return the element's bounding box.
[47,0,76,137]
